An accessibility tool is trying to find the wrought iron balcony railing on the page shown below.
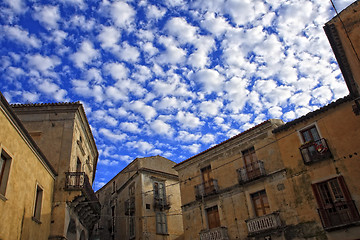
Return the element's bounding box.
[237,160,266,184]
[154,195,170,210]
[318,200,360,230]
[300,138,332,164]
[65,172,101,229]
[246,212,282,236]
[199,226,229,240]
[125,197,135,215]
[195,179,219,199]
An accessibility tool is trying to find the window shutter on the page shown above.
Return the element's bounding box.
[156,213,161,233]
[311,183,323,208]
[337,176,352,201]
[163,213,168,233]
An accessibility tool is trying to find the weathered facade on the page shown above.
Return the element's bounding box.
[94,156,184,240]
[174,119,288,240]
[11,102,100,240]
[273,95,360,239]
[0,92,57,240]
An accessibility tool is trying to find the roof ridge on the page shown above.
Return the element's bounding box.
[10,101,81,107]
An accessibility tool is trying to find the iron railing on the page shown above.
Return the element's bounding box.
[237,160,266,184]
[318,200,360,230]
[154,195,170,210]
[200,226,229,240]
[195,179,219,199]
[300,138,332,164]
[65,172,100,212]
[246,212,282,236]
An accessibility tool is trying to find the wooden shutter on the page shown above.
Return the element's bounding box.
[337,176,352,201]
[311,183,323,208]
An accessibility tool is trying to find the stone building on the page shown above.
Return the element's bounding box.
[174,119,287,240]
[94,156,184,240]
[0,92,57,240]
[11,101,100,240]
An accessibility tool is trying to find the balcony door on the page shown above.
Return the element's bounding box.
[201,166,213,195]
[300,126,321,159]
[243,147,259,179]
[206,206,220,229]
[251,190,270,217]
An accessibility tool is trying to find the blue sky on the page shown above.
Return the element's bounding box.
[0,0,354,190]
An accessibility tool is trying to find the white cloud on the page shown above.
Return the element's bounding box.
[22,91,40,102]
[147,5,166,20]
[176,131,201,142]
[193,69,225,94]
[116,42,140,63]
[157,36,186,65]
[200,133,215,144]
[67,15,95,31]
[36,79,68,101]
[98,25,121,50]
[176,111,203,129]
[33,5,60,29]
[199,100,223,117]
[200,12,230,37]
[70,40,99,68]
[99,128,126,142]
[103,62,128,81]
[98,159,119,166]
[93,110,118,126]
[2,25,41,48]
[150,119,174,137]
[3,0,27,13]
[182,143,201,154]
[127,100,157,121]
[71,79,104,102]
[60,0,86,9]
[26,54,61,75]
[120,122,141,134]
[86,68,103,84]
[110,1,136,28]
[126,140,154,153]
[165,17,198,44]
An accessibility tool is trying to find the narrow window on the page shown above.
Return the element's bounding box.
[112,181,116,194]
[129,215,135,238]
[0,151,11,196]
[33,185,43,222]
[201,166,214,195]
[206,205,220,229]
[251,190,270,217]
[156,212,168,234]
[111,206,115,234]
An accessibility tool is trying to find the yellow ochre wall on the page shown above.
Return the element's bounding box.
[0,104,55,240]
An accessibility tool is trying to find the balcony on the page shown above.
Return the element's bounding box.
[246,212,282,236]
[195,179,219,199]
[318,200,360,230]
[200,226,229,240]
[237,160,266,184]
[154,195,170,210]
[300,138,332,164]
[125,197,135,215]
[65,172,100,229]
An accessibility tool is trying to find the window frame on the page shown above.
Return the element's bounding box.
[0,148,12,199]
[32,183,44,223]
[251,190,271,217]
[156,212,168,234]
[205,205,221,229]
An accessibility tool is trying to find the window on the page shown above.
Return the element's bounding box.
[206,205,220,229]
[242,147,265,180]
[111,206,115,234]
[156,212,168,234]
[129,183,135,196]
[129,215,135,239]
[299,125,331,163]
[112,181,116,194]
[154,181,166,200]
[251,190,270,217]
[0,150,11,197]
[201,166,215,195]
[312,176,360,229]
[33,185,43,223]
